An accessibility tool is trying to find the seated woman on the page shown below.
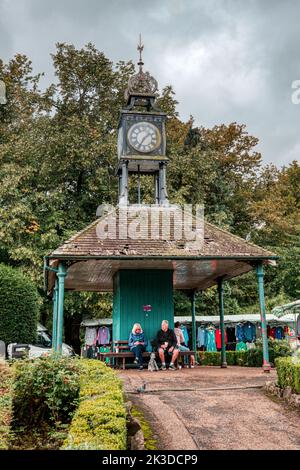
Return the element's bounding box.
[128,323,148,370]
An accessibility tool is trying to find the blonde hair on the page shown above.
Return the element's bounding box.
[132,323,143,334]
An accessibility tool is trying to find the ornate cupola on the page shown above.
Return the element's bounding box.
[117,35,169,206]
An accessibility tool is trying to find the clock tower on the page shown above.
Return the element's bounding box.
[117,36,169,206]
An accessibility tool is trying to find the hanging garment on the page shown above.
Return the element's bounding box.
[256,325,262,339]
[246,342,256,350]
[236,324,245,342]
[243,322,256,342]
[206,329,217,352]
[269,327,276,339]
[275,326,284,340]
[197,327,206,348]
[215,329,228,349]
[85,327,97,346]
[286,327,296,337]
[180,325,189,346]
[284,325,289,338]
[86,345,96,358]
[96,326,111,345]
[99,346,111,364]
[236,341,247,352]
[226,327,236,343]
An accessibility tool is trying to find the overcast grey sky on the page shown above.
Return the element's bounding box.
[1,0,299,167]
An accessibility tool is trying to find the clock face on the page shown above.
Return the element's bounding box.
[127,121,161,153]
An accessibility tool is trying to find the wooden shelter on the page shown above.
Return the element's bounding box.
[44,40,278,371]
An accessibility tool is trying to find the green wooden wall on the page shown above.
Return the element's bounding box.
[113,269,174,348]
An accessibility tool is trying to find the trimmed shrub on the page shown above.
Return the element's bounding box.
[197,339,292,367]
[198,352,221,366]
[275,357,300,394]
[12,354,81,428]
[225,351,237,366]
[63,360,127,450]
[0,264,39,345]
[0,360,13,449]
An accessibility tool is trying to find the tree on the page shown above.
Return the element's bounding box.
[0,264,39,344]
[1,43,299,349]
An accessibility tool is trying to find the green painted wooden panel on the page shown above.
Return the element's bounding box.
[113,269,173,347]
[112,271,121,342]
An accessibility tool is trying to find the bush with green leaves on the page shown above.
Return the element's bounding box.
[63,360,127,450]
[275,356,300,394]
[12,354,81,428]
[197,339,292,367]
[0,361,13,450]
[0,264,39,345]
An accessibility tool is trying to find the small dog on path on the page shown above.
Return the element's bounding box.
[148,352,159,372]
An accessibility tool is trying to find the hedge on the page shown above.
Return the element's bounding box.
[63,360,127,450]
[198,339,292,367]
[275,357,300,394]
[0,360,13,450]
[0,264,39,345]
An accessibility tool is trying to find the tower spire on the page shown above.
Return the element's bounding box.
[137,33,144,72]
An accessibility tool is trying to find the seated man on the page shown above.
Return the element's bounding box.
[156,320,179,370]
[128,323,148,370]
[174,321,195,368]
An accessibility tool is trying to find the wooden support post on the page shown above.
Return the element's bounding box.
[256,262,271,372]
[56,262,67,354]
[217,277,227,368]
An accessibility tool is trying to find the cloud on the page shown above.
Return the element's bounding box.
[0,0,299,167]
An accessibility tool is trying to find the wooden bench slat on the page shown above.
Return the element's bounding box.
[99,350,195,370]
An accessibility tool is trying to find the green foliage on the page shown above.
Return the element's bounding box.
[0,263,39,345]
[197,339,292,367]
[276,357,300,394]
[0,43,299,347]
[63,359,127,450]
[0,361,13,450]
[198,352,221,366]
[12,354,81,428]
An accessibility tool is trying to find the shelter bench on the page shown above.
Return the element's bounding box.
[99,349,195,370]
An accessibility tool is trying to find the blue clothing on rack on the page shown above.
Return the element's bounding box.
[197,327,206,347]
[181,325,189,346]
[236,324,245,342]
[206,329,217,352]
[275,327,283,340]
[243,322,256,342]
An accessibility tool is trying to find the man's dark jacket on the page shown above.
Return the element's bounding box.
[156,328,177,348]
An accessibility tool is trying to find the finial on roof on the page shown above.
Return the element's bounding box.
[124,35,158,103]
[137,33,144,71]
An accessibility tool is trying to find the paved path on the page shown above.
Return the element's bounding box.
[118,366,300,450]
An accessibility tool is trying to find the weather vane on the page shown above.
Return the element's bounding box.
[137,33,144,71]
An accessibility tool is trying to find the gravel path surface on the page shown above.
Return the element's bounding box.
[119,366,300,450]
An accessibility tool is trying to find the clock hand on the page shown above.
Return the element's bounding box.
[137,132,151,149]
